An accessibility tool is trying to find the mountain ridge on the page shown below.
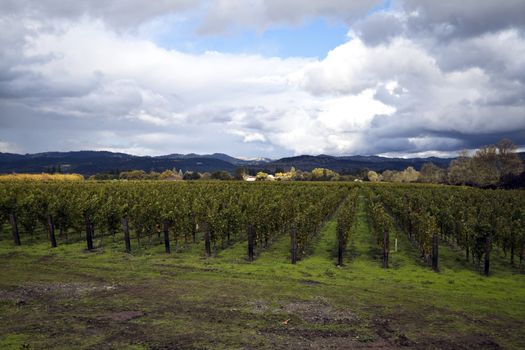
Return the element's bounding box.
[0,150,523,176]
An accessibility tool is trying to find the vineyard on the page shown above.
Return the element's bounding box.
[0,181,524,349]
[0,181,353,263]
[1,181,523,274]
[370,184,525,275]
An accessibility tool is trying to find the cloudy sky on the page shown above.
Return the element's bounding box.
[0,0,524,158]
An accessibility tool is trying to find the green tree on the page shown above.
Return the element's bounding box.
[234,167,247,180]
[472,145,499,186]
[119,170,146,180]
[451,139,524,187]
[447,150,474,185]
[183,171,201,180]
[420,162,445,183]
[496,139,523,176]
[211,171,233,180]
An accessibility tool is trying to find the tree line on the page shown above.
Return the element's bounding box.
[367,139,524,188]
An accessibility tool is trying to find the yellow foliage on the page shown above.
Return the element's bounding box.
[274,172,293,181]
[311,168,337,179]
[0,173,84,181]
[255,172,269,181]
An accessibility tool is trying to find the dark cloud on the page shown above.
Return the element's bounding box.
[0,0,384,33]
[352,12,404,46]
[198,0,382,34]
[431,30,525,79]
[0,0,198,28]
[403,0,525,40]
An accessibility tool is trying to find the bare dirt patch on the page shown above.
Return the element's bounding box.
[0,282,118,305]
[263,327,399,350]
[254,298,399,349]
[281,298,359,324]
[413,334,502,350]
[247,299,270,314]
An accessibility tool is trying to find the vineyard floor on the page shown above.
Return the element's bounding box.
[1,195,524,349]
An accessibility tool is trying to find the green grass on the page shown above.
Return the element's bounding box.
[0,193,524,349]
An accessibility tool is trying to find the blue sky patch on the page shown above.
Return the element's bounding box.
[146,16,349,58]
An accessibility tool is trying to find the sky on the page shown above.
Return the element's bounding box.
[0,0,524,159]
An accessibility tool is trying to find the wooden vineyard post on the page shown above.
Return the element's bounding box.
[191,213,196,244]
[290,225,297,264]
[48,215,57,248]
[337,225,344,266]
[382,229,389,269]
[484,234,492,276]
[431,233,439,272]
[204,223,212,257]
[163,221,171,254]
[123,218,131,253]
[227,220,231,246]
[85,216,94,251]
[9,213,21,246]
[247,224,255,262]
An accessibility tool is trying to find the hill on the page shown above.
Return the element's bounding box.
[1,150,522,176]
[266,154,452,173]
[0,151,236,176]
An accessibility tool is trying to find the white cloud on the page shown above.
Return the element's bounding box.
[317,89,395,131]
[378,150,460,159]
[230,130,267,143]
[0,141,18,153]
